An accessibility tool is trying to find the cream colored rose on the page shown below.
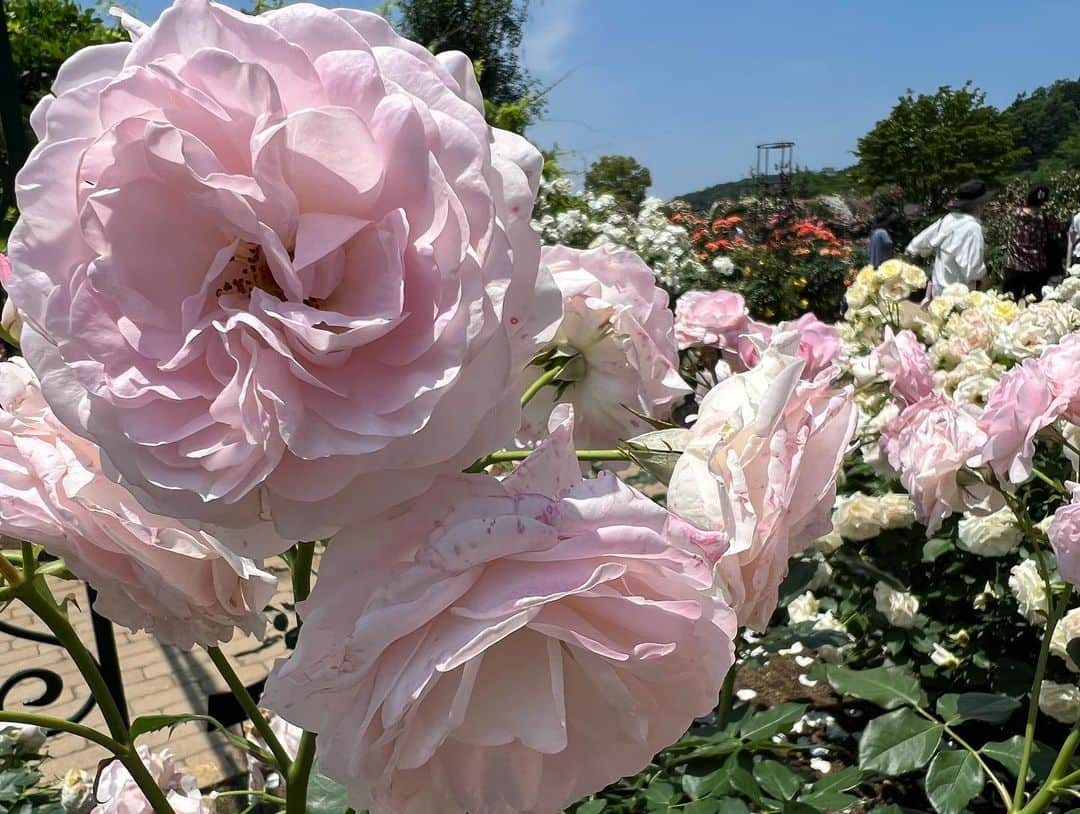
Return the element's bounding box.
[957,508,1022,558]
[1039,681,1080,724]
[787,592,820,624]
[832,492,915,541]
[873,582,920,628]
[1051,608,1080,671]
[1009,559,1050,624]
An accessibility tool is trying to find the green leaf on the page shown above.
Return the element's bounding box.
[686,800,750,814]
[925,750,984,814]
[739,703,808,742]
[935,693,1020,725]
[832,550,905,590]
[777,559,820,607]
[825,665,927,710]
[859,709,942,775]
[644,781,679,812]
[0,769,40,804]
[306,765,349,814]
[128,713,271,762]
[575,800,607,814]
[922,537,953,562]
[682,769,731,800]
[753,760,802,801]
[798,790,860,811]
[808,766,862,794]
[981,737,1056,781]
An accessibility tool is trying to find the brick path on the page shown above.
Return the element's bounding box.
[3,563,292,787]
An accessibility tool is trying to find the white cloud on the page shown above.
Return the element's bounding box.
[524,0,583,76]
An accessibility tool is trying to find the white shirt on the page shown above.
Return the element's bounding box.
[906,212,986,296]
[1070,212,1080,259]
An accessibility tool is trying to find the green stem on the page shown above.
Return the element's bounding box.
[285,731,317,814]
[212,789,287,804]
[290,541,316,604]
[520,365,563,407]
[466,448,631,473]
[716,664,738,729]
[10,574,175,814]
[206,646,293,773]
[16,576,129,743]
[1011,588,1072,811]
[0,710,123,753]
[1030,467,1069,496]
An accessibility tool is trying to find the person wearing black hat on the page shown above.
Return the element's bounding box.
[1004,184,1053,300]
[906,180,990,298]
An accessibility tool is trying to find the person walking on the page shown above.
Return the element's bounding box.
[1004,184,1053,300]
[1067,205,1080,274]
[868,208,896,268]
[906,180,990,299]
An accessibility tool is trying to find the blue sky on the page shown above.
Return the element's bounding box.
[120,0,1080,197]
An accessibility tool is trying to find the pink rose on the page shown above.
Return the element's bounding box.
[666,332,857,629]
[7,0,556,544]
[881,394,1000,534]
[518,246,690,449]
[736,314,840,379]
[1038,333,1080,422]
[262,407,736,814]
[93,746,211,814]
[976,359,1067,485]
[872,328,934,406]
[0,359,275,648]
[1048,482,1080,590]
[673,289,749,351]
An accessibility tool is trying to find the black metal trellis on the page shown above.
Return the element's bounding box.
[0,585,129,733]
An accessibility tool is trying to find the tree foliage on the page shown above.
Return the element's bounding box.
[854,84,1023,210]
[1004,77,1080,173]
[394,0,532,106]
[584,154,653,212]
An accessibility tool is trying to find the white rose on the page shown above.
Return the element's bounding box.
[873,582,920,628]
[1051,608,1080,672]
[973,580,1001,611]
[814,531,844,554]
[930,643,962,670]
[1009,559,1050,624]
[1039,681,1080,724]
[0,723,46,756]
[832,492,915,541]
[788,592,820,624]
[809,558,834,591]
[958,508,1023,557]
[0,298,21,344]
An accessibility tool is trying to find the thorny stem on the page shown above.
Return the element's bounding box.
[206,646,293,773]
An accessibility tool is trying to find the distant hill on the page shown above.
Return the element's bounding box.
[673,167,858,211]
[1004,77,1080,174]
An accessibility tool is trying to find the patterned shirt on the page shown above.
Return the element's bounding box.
[1006,207,1051,274]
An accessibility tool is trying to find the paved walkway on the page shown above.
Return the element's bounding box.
[5,563,292,787]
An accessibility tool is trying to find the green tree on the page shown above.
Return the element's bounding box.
[1,0,124,212]
[854,83,1023,210]
[584,154,652,212]
[1004,77,1080,172]
[394,0,532,106]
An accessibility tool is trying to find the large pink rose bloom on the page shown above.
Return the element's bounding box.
[666,332,857,630]
[7,0,556,545]
[976,359,1066,485]
[736,314,840,380]
[262,408,736,814]
[1048,482,1080,590]
[872,328,933,406]
[93,746,211,814]
[881,394,1000,534]
[518,246,689,449]
[0,359,275,648]
[674,289,749,352]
